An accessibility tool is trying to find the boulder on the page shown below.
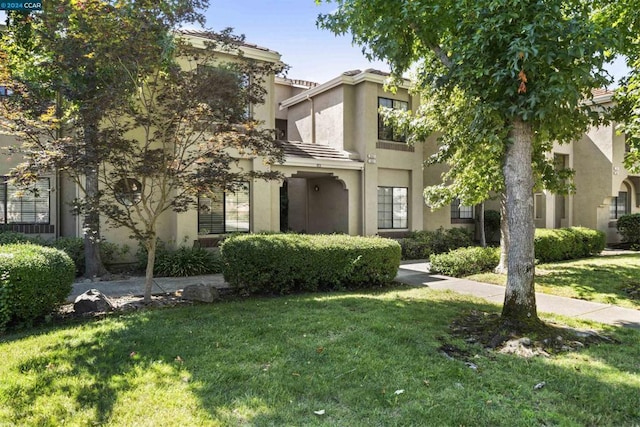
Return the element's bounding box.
[182,284,219,303]
[74,289,115,314]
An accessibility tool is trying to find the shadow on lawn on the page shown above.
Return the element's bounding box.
[4,286,640,425]
[537,259,640,307]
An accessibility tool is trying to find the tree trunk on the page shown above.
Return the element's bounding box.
[478,202,486,248]
[494,193,509,274]
[501,118,539,327]
[144,236,157,303]
[83,162,109,278]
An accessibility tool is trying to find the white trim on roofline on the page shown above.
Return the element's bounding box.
[279,70,411,109]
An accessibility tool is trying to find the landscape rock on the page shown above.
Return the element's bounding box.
[74,289,115,314]
[182,284,219,303]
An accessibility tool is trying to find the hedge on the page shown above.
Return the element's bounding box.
[0,244,75,331]
[399,227,473,260]
[534,227,605,263]
[429,246,500,277]
[617,213,640,247]
[220,234,401,294]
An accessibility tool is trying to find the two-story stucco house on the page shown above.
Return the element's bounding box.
[0,32,638,255]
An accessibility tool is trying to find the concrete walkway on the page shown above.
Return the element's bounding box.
[69,261,640,330]
[395,261,640,330]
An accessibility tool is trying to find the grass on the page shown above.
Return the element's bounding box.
[1,286,640,426]
[467,253,640,309]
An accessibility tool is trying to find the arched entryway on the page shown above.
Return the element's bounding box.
[280,172,349,234]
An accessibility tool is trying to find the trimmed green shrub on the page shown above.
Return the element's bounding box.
[429,246,500,277]
[0,232,126,276]
[221,234,401,294]
[137,240,222,277]
[617,213,640,248]
[51,237,85,275]
[399,227,473,260]
[0,244,75,331]
[534,227,605,263]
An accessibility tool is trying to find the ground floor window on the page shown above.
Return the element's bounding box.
[198,183,250,234]
[377,186,408,229]
[610,191,630,219]
[451,198,474,221]
[0,178,50,224]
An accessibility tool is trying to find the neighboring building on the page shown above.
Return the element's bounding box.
[532,90,640,243]
[0,33,637,255]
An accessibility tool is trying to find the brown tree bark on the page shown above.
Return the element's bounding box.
[143,234,157,303]
[82,121,109,278]
[478,201,486,248]
[501,118,539,327]
[494,193,509,274]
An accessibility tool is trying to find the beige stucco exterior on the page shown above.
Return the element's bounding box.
[1,34,637,251]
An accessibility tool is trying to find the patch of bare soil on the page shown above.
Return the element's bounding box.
[443,309,618,359]
[54,292,197,323]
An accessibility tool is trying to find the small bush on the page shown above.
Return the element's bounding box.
[429,246,500,277]
[399,227,473,260]
[0,244,75,331]
[137,240,222,277]
[0,231,44,245]
[617,213,640,246]
[221,234,401,294]
[50,237,127,276]
[51,237,85,275]
[534,227,605,263]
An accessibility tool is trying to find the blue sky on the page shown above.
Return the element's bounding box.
[204,0,629,86]
[1,1,630,85]
[204,0,388,83]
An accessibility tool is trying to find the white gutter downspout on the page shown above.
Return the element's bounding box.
[362,162,366,235]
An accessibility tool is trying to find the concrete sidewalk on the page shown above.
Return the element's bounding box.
[395,261,640,330]
[69,261,640,330]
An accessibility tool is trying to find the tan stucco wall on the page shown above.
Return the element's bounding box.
[573,131,613,230]
[421,135,454,230]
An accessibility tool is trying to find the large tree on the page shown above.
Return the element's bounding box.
[0,0,207,277]
[318,0,614,330]
[95,31,284,302]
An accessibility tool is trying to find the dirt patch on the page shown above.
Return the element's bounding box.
[445,309,617,358]
[54,292,199,323]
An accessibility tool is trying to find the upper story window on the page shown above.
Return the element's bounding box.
[198,183,250,235]
[0,178,50,225]
[378,97,408,142]
[377,186,408,229]
[451,198,474,222]
[275,118,288,140]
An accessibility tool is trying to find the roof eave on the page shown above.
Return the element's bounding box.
[280,70,410,109]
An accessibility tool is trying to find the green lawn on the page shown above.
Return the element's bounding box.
[1,287,639,426]
[468,253,640,309]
